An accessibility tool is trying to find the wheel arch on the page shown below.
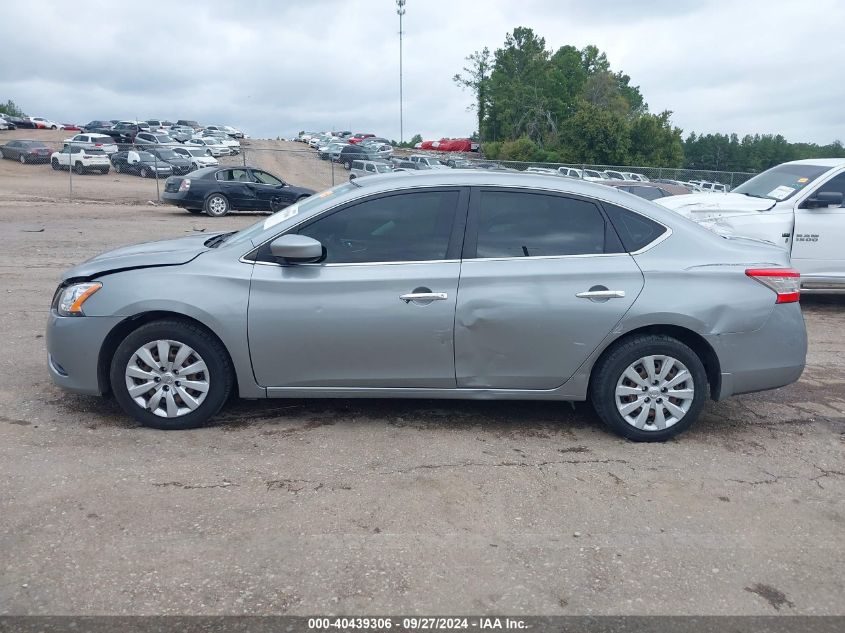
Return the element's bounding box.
[97,311,239,398]
[588,324,721,400]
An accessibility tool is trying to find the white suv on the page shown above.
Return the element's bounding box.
[63,133,118,154]
[50,146,111,174]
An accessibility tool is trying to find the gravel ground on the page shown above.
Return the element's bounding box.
[0,165,843,616]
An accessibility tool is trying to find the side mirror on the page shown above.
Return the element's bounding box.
[805,191,843,208]
[269,234,323,263]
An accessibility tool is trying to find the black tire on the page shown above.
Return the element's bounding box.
[343,159,352,170]
[50,125,58,130]
[349,174,356,181]
[109,319,234,430]
[51,158,60,170]
[590,334,708,442]
[74,162,84,174]
[204,193,230,217]
[19,154,26,165]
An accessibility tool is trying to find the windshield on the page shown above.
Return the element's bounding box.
[732,164,831,201]
[225,183,357,247]
[188,149,206,157]
[154,135,174,142]
[375,164,393,173]
[158,150,178,159]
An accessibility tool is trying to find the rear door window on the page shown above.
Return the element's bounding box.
[469,190,612,258]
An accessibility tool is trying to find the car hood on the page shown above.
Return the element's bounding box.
[62,232,216,281]
[656,192,777,220]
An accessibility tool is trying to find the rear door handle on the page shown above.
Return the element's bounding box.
[576,290,626,299]
[400,292,448,303]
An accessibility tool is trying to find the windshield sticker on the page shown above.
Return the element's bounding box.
[797,177,809,183]
[263,204,300,230]
[767,185,796,200]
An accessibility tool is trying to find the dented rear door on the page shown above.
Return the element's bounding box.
[454,188,644,390]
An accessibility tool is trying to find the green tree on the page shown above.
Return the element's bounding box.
[453,47,492,143]
[0,99,26,117]
[628,111,683,167]
[484,27,551,142]
[559,103,631,164]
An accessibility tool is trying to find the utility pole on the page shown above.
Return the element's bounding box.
[396,0,406,144]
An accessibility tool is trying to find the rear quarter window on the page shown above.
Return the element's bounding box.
[602,203,668,252]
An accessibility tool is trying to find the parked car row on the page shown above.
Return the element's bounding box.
[1,139,222,178]
[298,131,396,169]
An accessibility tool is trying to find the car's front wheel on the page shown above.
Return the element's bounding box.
[74,162,84,174]
[590,335,708,442]
[51,158,60,170]
[19,154,26,164]
[140,167,149,178]
[110,320,234,430]
[204,193,230,217]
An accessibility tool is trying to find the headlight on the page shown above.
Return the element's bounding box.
[56,282,102,316]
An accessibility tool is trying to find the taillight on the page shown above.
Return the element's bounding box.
[745,268,800,303]
[178,179,191,192]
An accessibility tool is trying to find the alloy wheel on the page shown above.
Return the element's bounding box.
[206,195,229,216]
[614,355,694,431]
[124,339,210,418]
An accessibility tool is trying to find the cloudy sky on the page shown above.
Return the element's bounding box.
[1,0,842,144]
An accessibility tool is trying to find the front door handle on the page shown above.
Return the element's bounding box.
[576,290,626,299]
[400,292,448,303]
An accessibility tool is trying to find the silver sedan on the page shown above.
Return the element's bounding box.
[46,171,807,440]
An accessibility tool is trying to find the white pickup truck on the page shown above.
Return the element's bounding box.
[657,158,845,292]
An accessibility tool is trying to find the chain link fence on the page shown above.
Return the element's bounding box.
[2,135,756,205]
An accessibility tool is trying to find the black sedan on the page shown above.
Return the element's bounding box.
[0,140,52,163]
[162,166,315,217]
[147,147,193,176]
[4,116,37,129]
[110,150,173,178]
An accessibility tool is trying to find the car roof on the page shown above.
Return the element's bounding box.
[350,170,693,211]
[784,158,845,167]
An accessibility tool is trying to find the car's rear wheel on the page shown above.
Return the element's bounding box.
[115,162,122,173]
[140,167,149,178]
[590,334,708,442]
[51,158,60,170]
[204,193,230,217]
[110,320,233,430]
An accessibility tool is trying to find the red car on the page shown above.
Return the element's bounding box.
[347,133,375,145]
